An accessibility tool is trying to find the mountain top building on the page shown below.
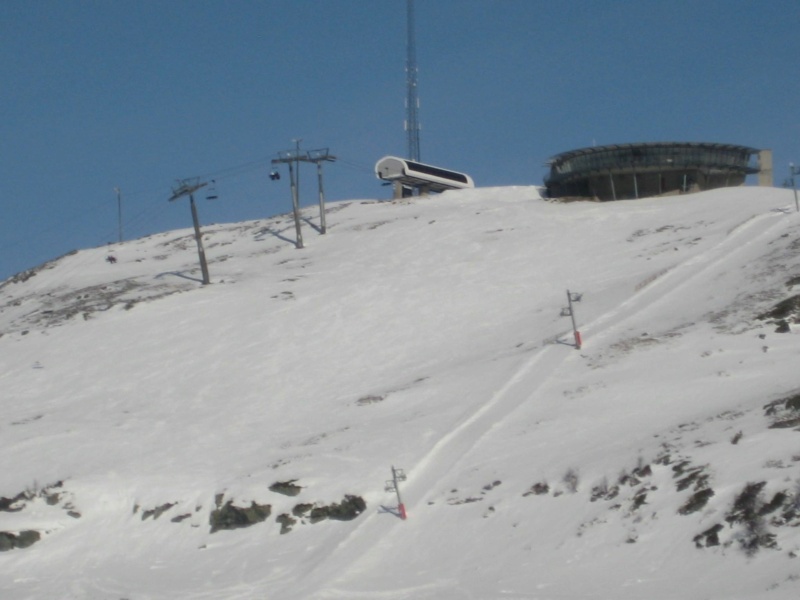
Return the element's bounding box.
[544,142,772,201]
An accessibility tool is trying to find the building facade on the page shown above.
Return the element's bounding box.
[544,142,769,201]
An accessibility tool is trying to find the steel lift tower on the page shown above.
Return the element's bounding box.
[405,0,421,162]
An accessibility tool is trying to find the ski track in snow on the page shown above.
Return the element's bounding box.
[583,208,789,343]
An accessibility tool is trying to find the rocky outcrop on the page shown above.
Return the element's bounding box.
[209,500,272,533]
[0,530,40,551]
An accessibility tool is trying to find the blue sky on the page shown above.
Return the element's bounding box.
[2,0,799,280]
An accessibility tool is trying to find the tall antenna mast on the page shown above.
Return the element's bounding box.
[405,0,421,162]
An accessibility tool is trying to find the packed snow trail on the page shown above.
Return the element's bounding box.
[274,203,793,600]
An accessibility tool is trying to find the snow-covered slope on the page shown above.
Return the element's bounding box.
[2,186,800,600]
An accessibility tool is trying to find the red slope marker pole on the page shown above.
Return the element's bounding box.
[566,290,583,350]
[386,466,408,520]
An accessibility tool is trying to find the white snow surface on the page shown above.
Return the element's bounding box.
[2,186,800,599]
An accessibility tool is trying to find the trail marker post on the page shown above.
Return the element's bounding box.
[562,290,583,349]
[385,466,408,520]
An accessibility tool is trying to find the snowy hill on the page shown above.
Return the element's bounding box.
[2,186,800,600]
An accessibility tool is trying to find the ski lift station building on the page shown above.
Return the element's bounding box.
[544,142,773,201]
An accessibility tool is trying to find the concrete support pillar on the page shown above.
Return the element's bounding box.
[758,149,773,187]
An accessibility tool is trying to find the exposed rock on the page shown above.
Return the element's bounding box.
[0,494,25,512]
[726,482,766,525]
[308,495,367,523]
[276,513,297,534]
[758,491,787,516]
[764,392,800,429]
[292,503,314,517]
[676,467,709,492]
[590,483,620,502]
[171,513,192,523]
[269,480,302,497]
[523,482,550,497]
[630,489,648,511]
[0,533,14,551]
[0,530,40,551]
[14,530,40,549]
[142,502,177,521]
[356,395,385,406]
[757,295,800,324]
[725,482,779,555]
[482,481,502,492]
[678,488,715,515]
[448,496,483,505]
[694,523,724,548]
[209,500,272,533]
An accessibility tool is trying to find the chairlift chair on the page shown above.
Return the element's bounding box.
[205,179,219,200]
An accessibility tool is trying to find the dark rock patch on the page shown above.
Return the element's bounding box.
[618,473,641,487]
[523,482,550,497]
[308,495,366,522]
[0,533,14,552]
[630,489,648,511]
[0,493,25,512]
[269,480,302,497]
[170,513,192,523]
[590,480,620,502]
[759,492,788,516]
[654,452,672,466]
[482,480,502,493]
[0,530,40,551]
[292,503,314,517]
[725,482,779,555]
[671,460,692,477]
[447,497,483,506]
[678,488,715,515]
[726,482,766,526]
[356,394,386,406]
[694,523,724,548]
[764,393,800,429]
[276,513,297,534]
[209,500,272,533]
[676,467,709,492]
[758,294,800,321]
[142,502,177,521]
[757,295,800,332]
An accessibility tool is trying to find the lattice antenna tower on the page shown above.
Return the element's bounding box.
[405,0,421,162]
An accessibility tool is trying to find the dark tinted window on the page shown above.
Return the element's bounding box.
[406,160,469,184]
